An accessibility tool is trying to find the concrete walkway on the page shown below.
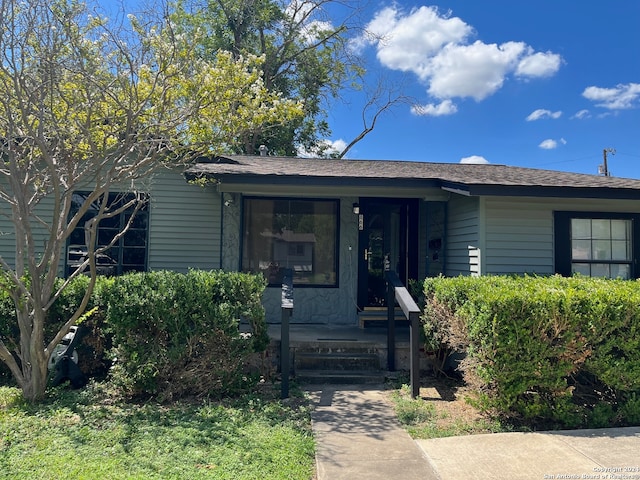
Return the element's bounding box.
[306,384,640,480]
[306,384,436,480]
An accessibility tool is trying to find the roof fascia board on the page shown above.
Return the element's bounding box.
[210,173,439,188]
[466,185,640,200]
[217,182,450,200]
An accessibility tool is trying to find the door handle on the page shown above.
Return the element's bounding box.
[364,248,369,261]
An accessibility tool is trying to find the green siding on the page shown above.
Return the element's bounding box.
[0,195,58,272]
[147,170,221,272]
[446,195,480,276]
[482,197,640,276]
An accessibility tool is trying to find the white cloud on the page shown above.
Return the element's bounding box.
[411,99,457,116]
[358,5,562,103]
[572,109,591,119]
[516,50,563,77]
[460,155,489,164]
[539,139,562,149]
[427,41,526,101]
[582,83,640,110]
[526,109,562,121]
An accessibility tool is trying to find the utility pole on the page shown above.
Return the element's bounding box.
[599,148,616,176]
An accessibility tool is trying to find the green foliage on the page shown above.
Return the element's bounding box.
[2,270,268,400]
[0,275,109,385]
[0,0,302,402]
[423,275,640,429]
[391,386,437,425]
[0,384,314,479]
[172,0,354,155]
[103,270,268,400]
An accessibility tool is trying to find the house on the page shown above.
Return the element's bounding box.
[4,154,640,326]
[182,155,640,325]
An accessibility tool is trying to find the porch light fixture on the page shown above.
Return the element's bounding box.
[352,203,360,215]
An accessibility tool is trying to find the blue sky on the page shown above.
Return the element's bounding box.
[324,1,640,179]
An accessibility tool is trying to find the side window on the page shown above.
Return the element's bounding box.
[66,192,149,276]
[555,212,638,279]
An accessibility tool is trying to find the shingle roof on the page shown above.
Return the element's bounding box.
[185,155,640,199]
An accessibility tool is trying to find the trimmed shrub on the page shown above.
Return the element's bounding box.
[103,270,267,400]
[423,275,640,429]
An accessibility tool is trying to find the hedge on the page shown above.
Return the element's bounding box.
[1,270,269,400]
[423,275,640,429]
[102,270,268,400]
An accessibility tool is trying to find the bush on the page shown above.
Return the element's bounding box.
[0,275,109,385]
[103,270,267,400]
[423,275,640,429]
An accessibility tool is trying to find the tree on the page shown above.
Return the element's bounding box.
[173,0,359,156]
[0,0,302,401]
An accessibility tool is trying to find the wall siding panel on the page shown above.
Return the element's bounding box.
[482,197,640,275]
[147,170,221,272]
[446,195,480,276]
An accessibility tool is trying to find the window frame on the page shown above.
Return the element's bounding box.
[241,196,340,288]
[65,191,149,277]
[554,211,640,279]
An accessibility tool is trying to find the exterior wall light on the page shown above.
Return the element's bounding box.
[352,203,360,215]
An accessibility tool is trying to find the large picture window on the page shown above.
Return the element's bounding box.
[555,212,639,279]
[66,192,149,276]
[242,198,338,286]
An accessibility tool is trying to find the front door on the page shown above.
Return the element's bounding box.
[357,198,419,309]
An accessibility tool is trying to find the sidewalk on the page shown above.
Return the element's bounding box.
[416,427,640,480]
[306,384,437,480]
[306,384,640,480]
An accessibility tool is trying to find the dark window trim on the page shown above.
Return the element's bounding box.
[241,196,340,288]
[554,211,640,279]
[65,191,149,277]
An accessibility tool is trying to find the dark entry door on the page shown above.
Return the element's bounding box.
[357,198,419,309]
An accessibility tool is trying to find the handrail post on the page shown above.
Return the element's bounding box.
[387,278,396,372]
[281,269,293,399]
[409,310,420,399]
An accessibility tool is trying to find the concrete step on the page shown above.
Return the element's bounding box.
[295,369,387,385]
[358,308,409,328]
[295,352,381,371]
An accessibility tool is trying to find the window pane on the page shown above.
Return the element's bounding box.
[242,198,338,286]
[611,220,630,240]
[590,263,610,278]
[123,247,146,266]
[571,219,591,239]
[611,264,631,279]
[592,240,611,260]
[572,263,590,276]
[591,219,611,239]
[572,240,591,260]
[124,229,147,247]
[98,228,119,246]
[611,240,631,261]
[125,212,148,229]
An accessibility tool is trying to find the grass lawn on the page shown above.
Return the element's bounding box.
[0,383,315,480]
